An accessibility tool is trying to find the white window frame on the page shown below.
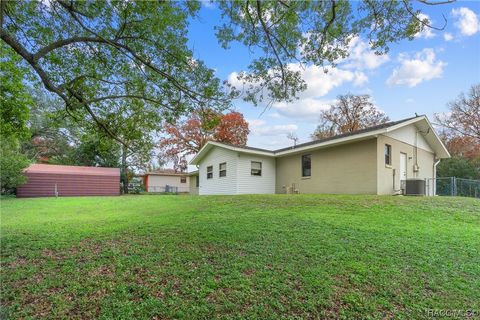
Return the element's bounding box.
[219,162,227,177]
[206,166,213,179]
[251,161,262,176]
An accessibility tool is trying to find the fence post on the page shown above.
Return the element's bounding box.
[453,177,457,197]
[450,177,454,196]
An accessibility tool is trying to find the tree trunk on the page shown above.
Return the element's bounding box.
[121,144,128,194]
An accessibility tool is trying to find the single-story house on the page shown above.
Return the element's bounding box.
[16,164,120,197]
[142,169,189,193]
[190,116,450,196]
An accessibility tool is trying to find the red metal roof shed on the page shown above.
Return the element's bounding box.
[16,164,120,198]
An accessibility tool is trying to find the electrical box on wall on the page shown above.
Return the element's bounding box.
[413,164,420,172]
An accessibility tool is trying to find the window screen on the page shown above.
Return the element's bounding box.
[302,154,311,177]
[219,162,227,177]
[207,166,213,179]
[251,161,262,176]
[385,144,392,165]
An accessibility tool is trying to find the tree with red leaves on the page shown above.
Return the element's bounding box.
[159,111,249,172]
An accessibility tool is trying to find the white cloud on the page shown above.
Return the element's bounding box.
[228,63,367,120]
[452,7,480,36]
[247,119,298,136]
[229,37,385,121]
[200,0,215,9]
[342,36,390,70]
[287,64,368,98]
[386,49,446,87]
[415,14,435,39]
[443,32,454,41]
[272,98,332,120]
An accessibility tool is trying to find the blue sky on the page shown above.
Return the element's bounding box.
[187,1,480,150]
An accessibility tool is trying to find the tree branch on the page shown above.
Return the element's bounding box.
[57,0,220,103]
[33,36,105,61]
[85,94,175,111]
[402,0,447,31]
[256,0,287,95]
[1,29,126,146]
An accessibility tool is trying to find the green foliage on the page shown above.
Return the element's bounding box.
[2,0,441,137]
[1,195,479,318]
[216,0,425,104]
[437,157,480,180]
[0,45,31,140]
[0,45,32,193]
[67,132,121,168]
[2,0,232,142]
[0,141,30,194]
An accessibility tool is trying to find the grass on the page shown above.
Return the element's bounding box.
[1,195,479,319]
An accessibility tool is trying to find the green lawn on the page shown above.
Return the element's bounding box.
[1,195,479,319]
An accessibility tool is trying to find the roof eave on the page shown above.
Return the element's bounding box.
[275,128,387,156]
[189,141,274,165]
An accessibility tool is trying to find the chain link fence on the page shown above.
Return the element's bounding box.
[147,185,181,193]
[428,177,480,198]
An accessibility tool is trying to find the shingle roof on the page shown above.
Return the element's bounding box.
[190,115,451,164]
[274,116,420,152]
[144,169,187,176]
[210,143,274,154]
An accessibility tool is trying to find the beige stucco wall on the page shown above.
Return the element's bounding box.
[376,135,435,195]
[189,175,199,195]
[275,138,378,194]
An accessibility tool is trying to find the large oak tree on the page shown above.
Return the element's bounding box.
[1,0,452,142]
[312,93,390,140]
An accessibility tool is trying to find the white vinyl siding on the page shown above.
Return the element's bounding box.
[384,125,433,153]
[236,153,275,194]
[197,146,276,195]
[198,147,238,195]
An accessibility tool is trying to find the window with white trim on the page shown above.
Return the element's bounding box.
[219,162,227,177]
[251,161,262,176]
[385,144,392,166]
[207,166,213,179]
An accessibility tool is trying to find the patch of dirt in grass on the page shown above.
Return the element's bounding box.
[323,280,353,319]
[42,248,66,260]
[89,265,115,278]
[324,275,407,319]
[242,268,257,278]
[2,256,29,269]
[205,287,233,304]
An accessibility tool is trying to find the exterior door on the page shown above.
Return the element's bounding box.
[400,153,407,182]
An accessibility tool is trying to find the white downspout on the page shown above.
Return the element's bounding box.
[433,158,441,196]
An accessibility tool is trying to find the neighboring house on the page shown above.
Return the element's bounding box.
[142,169,189,193]
[190,116,450,196]
[17,164,120,197]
